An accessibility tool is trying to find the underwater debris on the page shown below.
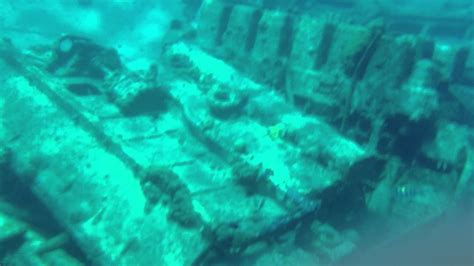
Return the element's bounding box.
[421,121,470,173]
[366,158,401,215]
[104,72,173,116]
[193,196,320,265]
[340,23,384,132]
[47,35,122,80]
[44,35,174,116]
[140,166,202,228]
[316,156,386,229]
[44,35,120,96]
[231,160,272,196]
[198,151,373,265]
[0,1,472,264]
[166,52,202,81]
[206,83,247,119]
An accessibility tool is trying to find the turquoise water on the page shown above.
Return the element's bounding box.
[0,1,473,265]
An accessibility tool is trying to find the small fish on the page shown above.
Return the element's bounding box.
[394,186,420,199]
[393,185,431,201]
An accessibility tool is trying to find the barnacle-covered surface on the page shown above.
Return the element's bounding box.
[0,0,473,265]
